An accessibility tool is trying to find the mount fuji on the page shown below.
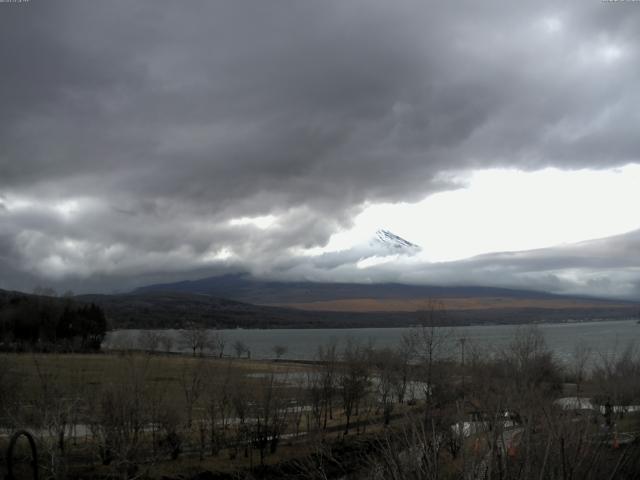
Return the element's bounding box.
[369,229,420,255]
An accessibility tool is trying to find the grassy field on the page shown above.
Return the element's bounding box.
[1,351,312,419]
[3,351,308,386]
[0,351,400,479]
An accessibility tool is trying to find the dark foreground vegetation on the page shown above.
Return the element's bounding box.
[2,322,640,479]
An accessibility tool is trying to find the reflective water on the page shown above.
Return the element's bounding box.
[104,318,640,364]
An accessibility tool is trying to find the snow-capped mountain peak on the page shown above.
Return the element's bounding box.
[371,229,420,254]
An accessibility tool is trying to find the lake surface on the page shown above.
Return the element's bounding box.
[104,319,640,365]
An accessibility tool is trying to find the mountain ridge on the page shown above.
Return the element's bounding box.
[133,273,634,306]
[2,287,637,330]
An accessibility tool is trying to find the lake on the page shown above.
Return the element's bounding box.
[103,318,640,365]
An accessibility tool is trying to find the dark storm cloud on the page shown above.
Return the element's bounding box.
[1,0,639,294]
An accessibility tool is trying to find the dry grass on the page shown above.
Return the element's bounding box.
[1,352,419,479]
[1,352,312,418]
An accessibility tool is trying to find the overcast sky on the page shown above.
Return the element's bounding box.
[1,0,639,298]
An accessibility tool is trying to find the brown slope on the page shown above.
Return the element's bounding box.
[267,297,634,313]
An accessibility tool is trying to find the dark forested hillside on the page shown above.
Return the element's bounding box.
[79,291,638,330]
[2,288,637,332]
[134,273,582,303]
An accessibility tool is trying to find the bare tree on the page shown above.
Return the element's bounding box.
[272,344,287,360]
[339,339,371,435]
[157,403,183,461]
[306,368,324,434]
[504,325,559,402]
[392,333,415,405]
[410,299,452,414]
[233,339,248,358]
[0,355,21,431]
[593,340,640,411]
[251,372,290,464]
[179,358,205,428]
[366,415,444,480]
[209,330,226,358]
[180,324,210,357]
[570,339,592,401]
[89,355,152,479]
[138,330,160,353]
[30,355,84,479]
[317,341,338,430]
[158,332,174,354]
[230,376,251,459]
[145,367,171,460]
[203,359,234,455]
[371,348,396,426]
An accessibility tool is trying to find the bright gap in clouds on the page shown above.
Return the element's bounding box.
[316,164,640,262]
[229,215,278,229]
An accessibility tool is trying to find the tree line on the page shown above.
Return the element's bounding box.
[0,293,107,352]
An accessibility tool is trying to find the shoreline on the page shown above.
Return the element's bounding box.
[107,315,639,332]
